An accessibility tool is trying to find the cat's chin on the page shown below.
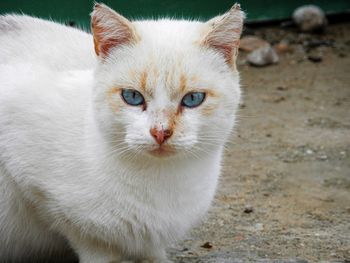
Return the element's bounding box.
[148,145,176,158]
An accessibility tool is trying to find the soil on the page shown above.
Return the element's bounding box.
[169,22,350,263]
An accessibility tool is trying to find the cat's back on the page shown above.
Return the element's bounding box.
[0,14,96,70]
[0,15,96,170]
[0,14,95,148]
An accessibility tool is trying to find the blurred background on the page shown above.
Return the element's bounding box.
[1,0,350,27]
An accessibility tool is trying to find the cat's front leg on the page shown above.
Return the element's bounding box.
[140,259,173,263]
[74,245,121,263]
[66,234,122,263]
[140,249,173,263]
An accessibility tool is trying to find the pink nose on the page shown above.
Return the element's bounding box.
[150,128,173,145]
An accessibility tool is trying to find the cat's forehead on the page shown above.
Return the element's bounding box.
[127,54,199,99]
[133,19,204,48]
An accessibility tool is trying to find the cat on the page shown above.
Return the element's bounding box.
[0,3,244,263]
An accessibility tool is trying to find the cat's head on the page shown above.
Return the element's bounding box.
[91,3,244,159]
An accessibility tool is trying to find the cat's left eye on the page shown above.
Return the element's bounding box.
[181,92,206,108]
[121,89,145,106]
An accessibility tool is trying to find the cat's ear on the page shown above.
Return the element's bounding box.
[201,4,244,68]
[91,3,139,58]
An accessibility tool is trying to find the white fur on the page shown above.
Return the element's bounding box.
[0,7,242,263]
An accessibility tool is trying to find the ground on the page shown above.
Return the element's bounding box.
[169,22,350,263]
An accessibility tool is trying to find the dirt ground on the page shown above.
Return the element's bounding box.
[169,22,350,263]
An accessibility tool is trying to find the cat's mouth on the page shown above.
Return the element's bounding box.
[148,145,176,157]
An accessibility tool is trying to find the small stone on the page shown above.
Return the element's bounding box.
[293,5,328,32]
[244,205,254,213]
[274,96,286,103]
[306,149,314,155]
[317,155,328,161]
[262,95,286,103]
[200,242,213,249]
[275,41,293,53]
[247,45,279,67]
[276,86,288,91]
[308,55,322,63]
[239,36,269,52]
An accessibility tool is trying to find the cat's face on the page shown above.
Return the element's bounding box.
[91,4,244,158]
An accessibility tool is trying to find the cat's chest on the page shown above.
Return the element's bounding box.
[94,160,220,249]
[98,161,217,212]
[71,156,220,232]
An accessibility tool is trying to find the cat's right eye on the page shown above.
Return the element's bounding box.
[121,89,145,106]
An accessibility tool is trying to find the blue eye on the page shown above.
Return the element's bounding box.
[121,89,145,106]
[181,92,206,108]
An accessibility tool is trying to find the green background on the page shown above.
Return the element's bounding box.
[1,0,349,29]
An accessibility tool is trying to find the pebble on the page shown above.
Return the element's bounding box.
[239,36,269,52]
[308,54,323,63]
[293,5,328,32]
[276,86,288,91]
[200,242,213,249]
[317,155,328,161]
[244,205,254,213]
[247,45,279,67]
[305,149,314,155]
[275,41,293,53]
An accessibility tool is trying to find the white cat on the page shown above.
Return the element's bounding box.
[0,3,244,263]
